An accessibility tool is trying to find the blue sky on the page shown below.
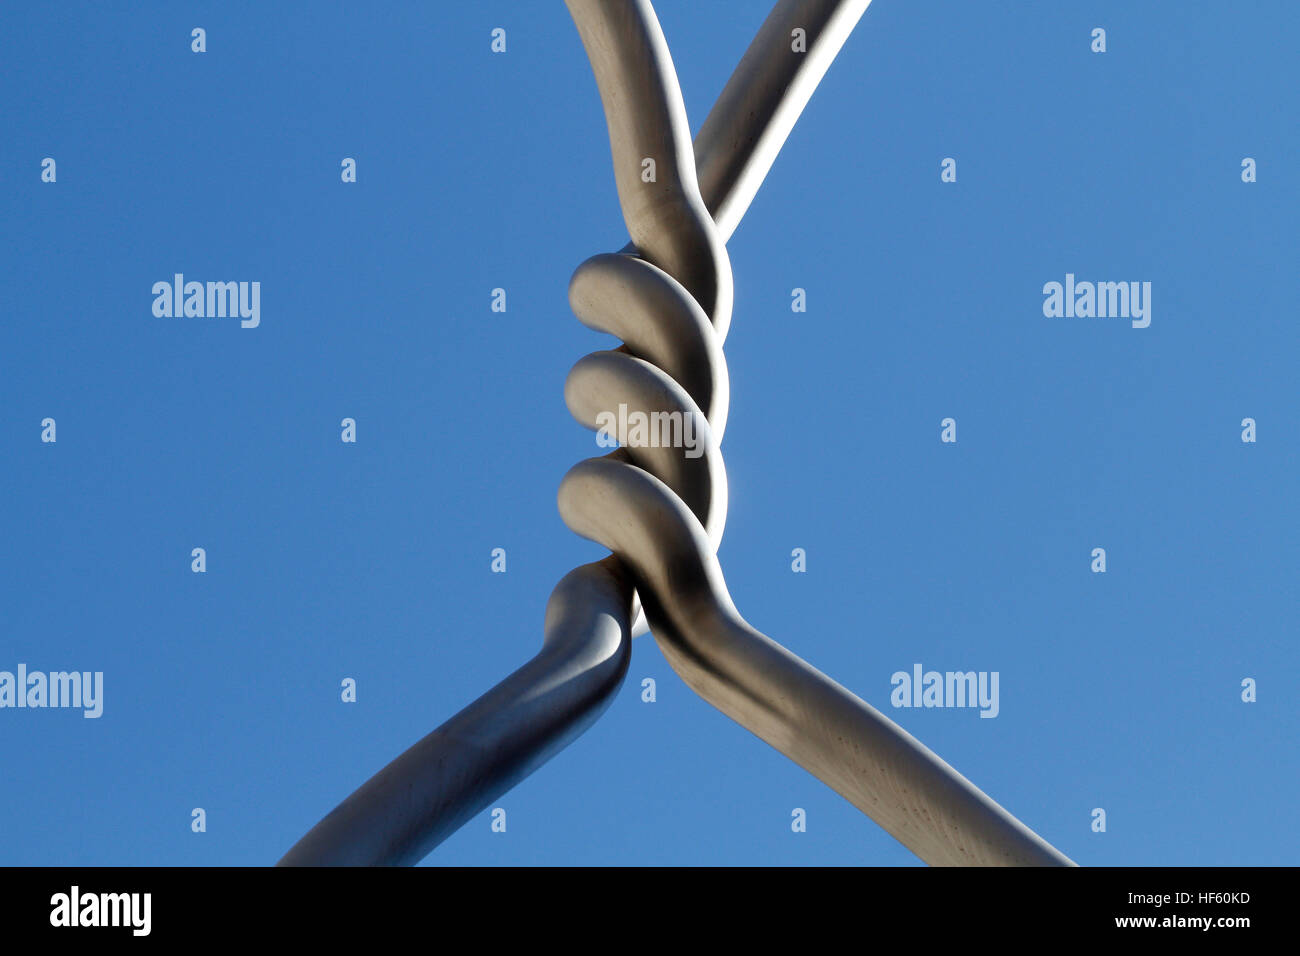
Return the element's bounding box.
[1,0,1295,866]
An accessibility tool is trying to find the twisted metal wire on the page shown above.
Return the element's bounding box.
[280,0,1074,867]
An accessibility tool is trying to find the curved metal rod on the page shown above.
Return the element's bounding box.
[281,0,724,867]
[559,459,1075,866]
[566,0,733,334]
[559,0,1073,866]
[278,559,634,866]
[281,0,891,866]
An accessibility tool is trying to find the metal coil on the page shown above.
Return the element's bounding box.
[280,0,1074,867]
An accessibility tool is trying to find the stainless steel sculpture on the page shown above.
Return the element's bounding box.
[280,0,1075,867]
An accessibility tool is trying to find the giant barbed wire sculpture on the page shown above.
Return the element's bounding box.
[280,0,1074,867]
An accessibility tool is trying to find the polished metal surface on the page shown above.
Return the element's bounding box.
[278,558,634,866]
[560,460,1072,866]
[692,0,874,242]
[280,0,1074,867]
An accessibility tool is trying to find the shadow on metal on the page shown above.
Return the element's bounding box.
[280,0,1073,868]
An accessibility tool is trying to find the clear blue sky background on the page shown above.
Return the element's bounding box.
[2,1,1295,866]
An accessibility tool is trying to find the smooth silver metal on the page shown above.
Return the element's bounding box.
[278,559,634,866]
[557,0,1070,865]
[559,460,1073,866]
[281,0,1074,868]
[566,0,734,333]
[693,0,874,243]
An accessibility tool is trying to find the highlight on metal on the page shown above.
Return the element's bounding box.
[279,0,1075,868]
